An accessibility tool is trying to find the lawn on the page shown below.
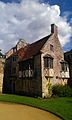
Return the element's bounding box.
[0,94,72,120]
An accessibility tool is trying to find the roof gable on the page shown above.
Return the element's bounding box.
[18,35,51,61]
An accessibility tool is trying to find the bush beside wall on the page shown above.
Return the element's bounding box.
[52,84,72,97]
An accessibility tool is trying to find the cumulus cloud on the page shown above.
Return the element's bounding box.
[0,0,72,53]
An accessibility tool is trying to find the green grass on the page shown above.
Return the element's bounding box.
[0,94,72,120]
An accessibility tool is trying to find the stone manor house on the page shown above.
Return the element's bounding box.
[3,24,70,98]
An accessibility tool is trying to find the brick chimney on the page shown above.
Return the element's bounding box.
[51,24,58,35]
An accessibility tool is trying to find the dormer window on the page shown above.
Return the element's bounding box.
[44,55,53,69]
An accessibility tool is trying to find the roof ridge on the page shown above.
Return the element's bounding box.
[30,35,51,46]
[18,34,51,61]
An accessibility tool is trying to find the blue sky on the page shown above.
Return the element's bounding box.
[0,0,72,52]
[45,0,72,25]
[1,0,20,3]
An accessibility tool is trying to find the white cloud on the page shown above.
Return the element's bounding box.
[0,0,72,53]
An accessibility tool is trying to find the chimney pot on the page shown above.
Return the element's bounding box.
[51,24,58,35]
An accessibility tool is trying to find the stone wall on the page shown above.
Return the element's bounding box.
[41,34,67,98]
[0,58,5,93]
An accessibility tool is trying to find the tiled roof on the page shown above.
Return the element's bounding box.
[18,35,51,61]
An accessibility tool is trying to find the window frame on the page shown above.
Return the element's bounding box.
[61,62,68,72]
[12,56,17,62]
[44,56,53,69]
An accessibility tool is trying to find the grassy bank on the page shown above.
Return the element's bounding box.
[0,94,72,120]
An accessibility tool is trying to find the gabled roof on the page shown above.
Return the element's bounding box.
[18,35,51,61]
[64,49,72,54]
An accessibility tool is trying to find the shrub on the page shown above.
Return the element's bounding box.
[48,82,53,97]
[52,84,72,97]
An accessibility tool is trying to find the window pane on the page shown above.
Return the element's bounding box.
[65,63,67,71]
[61,63,67,71]
[13,56,17,61]
[50,58,53,68]
[44,57,53,68]
[61,63,64,71]
[44,58,48,68]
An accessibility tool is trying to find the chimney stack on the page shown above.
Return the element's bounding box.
[51,24,58,35]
